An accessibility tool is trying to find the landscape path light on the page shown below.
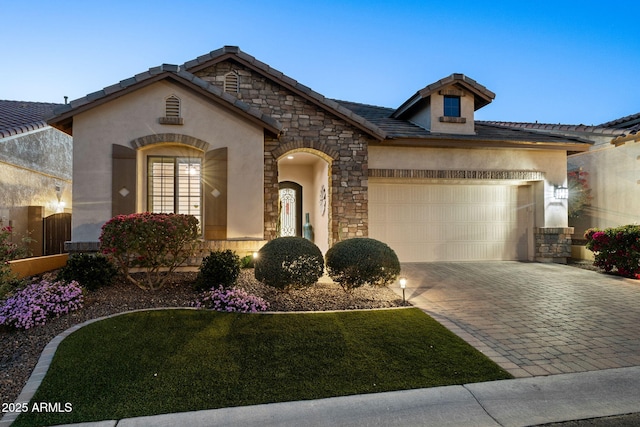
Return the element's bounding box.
[399,277,407,305]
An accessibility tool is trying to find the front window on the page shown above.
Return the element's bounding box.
[443,95,461,117]
[148,156,201,227]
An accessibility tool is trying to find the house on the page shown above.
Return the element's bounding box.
[485,116,640,253]
[0,100,72,256]
[47,46,591,263]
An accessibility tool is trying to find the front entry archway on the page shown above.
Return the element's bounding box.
[277,150,331,254]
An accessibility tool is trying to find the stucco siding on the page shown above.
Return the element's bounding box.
[568,141,640,236]
[369,145,568,228]
[0,127,72,243]
[70,80,265,242]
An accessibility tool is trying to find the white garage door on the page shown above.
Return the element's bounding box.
[369,182,531,262]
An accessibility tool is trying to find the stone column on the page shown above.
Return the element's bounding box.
[534,227,574,264]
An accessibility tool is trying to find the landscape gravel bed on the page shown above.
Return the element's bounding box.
[0,270,403,404]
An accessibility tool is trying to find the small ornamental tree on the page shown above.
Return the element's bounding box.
[254,237,324,290]
[585,225,640,278]
[568,170,592,220]
[100,213,199,290]
[325,238,400,292]
[1,226,32,299]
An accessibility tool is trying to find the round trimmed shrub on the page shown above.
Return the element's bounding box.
[254,237,324,290]
[325,238,400,292]
[194,250,241,292]
[57,253,118,291]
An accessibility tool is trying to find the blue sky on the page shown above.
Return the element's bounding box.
[2,0,638,125]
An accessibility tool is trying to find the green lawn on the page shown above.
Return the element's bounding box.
[15,308,512,426]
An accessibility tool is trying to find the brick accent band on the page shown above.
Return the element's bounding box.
[369,169,545,180]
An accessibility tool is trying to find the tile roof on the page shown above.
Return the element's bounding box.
[183,46,387,140]
[483,121,627,136]
[50,46,384,140]
[0,100,62,138]
[598,113,640,144]
[483,120,640,146]
[392,73,496,119]
[42,45,597,151]
[335,100,592,147]
[599,112,640,129]
[49,64,283,136]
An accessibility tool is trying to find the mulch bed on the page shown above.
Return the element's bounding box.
[0,270,403,405]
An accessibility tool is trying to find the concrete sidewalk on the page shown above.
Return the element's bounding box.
[46,366,640,427]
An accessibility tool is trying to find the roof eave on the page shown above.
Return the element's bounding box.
[374,135,592,152]
[47,69,283,137]
[391,74,495,119]
[612,132,640,146]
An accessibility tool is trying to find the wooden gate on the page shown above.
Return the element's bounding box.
[43,213,71,255]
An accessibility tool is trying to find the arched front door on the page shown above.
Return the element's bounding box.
[279,181,302,237]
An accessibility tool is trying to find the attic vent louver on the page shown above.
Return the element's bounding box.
[224,71,239,93]
[159,95,183,125]
[166,96,180,117]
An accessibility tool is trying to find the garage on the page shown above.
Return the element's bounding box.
[369,181,532,262]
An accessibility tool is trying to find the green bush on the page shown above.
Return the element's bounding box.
[195,250,241,292]
[254,237,324,290]
[57,253,118,291]
[585,225,640,278]
[100,213,199,290]
[325,238,400,292]
[240,254,255,269]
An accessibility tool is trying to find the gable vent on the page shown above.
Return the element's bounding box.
[224,71,239,93]
[159,95,184,125]
[166,95,180,117]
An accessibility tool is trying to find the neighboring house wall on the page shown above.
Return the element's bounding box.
[0,125,72,255]
[486,119,640,254]
[568,136,640,238]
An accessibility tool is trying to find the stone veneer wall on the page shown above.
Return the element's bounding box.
[534,227,574,263]
[195,62,371,244]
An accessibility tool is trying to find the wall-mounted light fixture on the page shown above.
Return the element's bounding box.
[54,183,65,213]
[554,186,569,200]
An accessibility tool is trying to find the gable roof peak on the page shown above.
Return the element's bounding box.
[47,61,283,136]
[182,45,386,140]
[392,73,495,119]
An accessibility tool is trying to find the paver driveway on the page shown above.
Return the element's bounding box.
[394,262,640,378]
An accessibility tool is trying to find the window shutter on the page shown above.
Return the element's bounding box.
[203,147,228,239]
[112,144,137,217]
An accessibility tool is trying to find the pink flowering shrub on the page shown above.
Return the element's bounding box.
[585,225,640,278]
[0,280,84,330]
[100,213,199,290]
[195,286,269,313]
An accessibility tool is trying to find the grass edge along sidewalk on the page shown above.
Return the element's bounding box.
[13,307,512,426]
